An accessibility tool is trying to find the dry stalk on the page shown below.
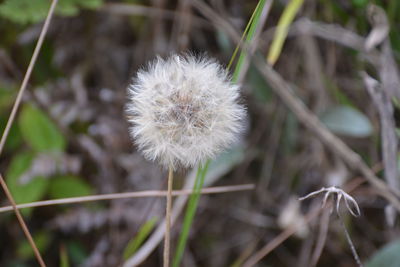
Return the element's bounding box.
[0,184,254,213]
[164,167,174,267]
[0,174,46,267]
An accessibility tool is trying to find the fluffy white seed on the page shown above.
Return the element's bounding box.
[126,54,246,170]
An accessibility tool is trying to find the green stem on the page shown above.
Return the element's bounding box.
[172,161,209,267]
[232,0,267,82]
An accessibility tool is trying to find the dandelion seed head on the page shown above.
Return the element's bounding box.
[126,54,246,169]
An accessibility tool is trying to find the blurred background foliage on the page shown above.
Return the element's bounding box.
[0,0,400,266]
[0,0,103,24]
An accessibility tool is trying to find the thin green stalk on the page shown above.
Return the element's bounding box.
[172,161,209,267]
[227,0,263,71]
[232,0,268,82]
[172,1,269,266]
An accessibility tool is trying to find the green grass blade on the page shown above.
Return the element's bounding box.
[267,0,304,65]
[123,217,158,260]
[172,161,210,267]
[232,0,268,82]
[227,0,263,71]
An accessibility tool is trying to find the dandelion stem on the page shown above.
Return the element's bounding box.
[164,166,174,267]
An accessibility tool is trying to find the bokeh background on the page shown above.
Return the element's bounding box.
[1,0,400,266]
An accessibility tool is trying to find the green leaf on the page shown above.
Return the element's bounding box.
[48,175,93,199]
[0,0,49,24]
[6,153,49,208]
[0,0,104,24]
[123,217,158,260]
[320,106,373,138]
[366,240,400,267]
[17,231,51,260]
[19,104,66,152]
[0,115,22,151]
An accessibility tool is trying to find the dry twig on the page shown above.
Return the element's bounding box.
[0,184,254,213]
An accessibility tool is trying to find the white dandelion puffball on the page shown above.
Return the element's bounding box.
[126,54,246,170]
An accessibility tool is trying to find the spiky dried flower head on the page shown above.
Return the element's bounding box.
[126,54,245,170]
